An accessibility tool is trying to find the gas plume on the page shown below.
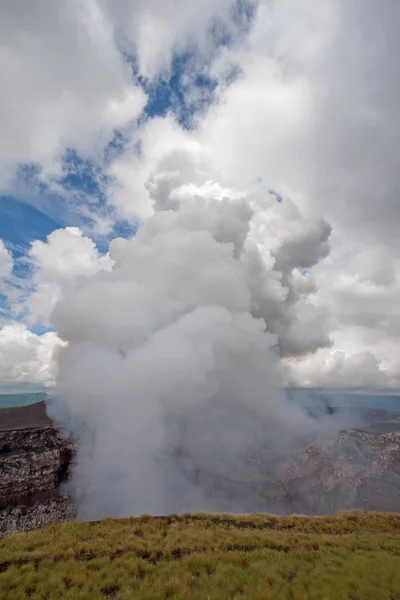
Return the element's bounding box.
[48,164,333,518]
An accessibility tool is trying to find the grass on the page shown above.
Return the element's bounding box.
[0,511,399,599]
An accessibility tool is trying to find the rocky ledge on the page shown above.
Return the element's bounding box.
[0,402,75,535]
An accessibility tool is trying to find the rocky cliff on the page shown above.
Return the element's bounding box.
[1,401,399,534]
[0,402,75,535]
[280,428,400,514]
[190,411,400,514]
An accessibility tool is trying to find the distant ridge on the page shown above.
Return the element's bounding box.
[0,392,47,410]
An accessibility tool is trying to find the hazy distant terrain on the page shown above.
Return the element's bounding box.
[286,388,400,412]
[0,392,48,412]
[2,389,399,412]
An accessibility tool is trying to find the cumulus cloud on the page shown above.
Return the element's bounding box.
[284,349,392,390]
[0,322,64,387]
[104,0,400,389]
[139,148,333,358]
[0,0,398,392]
[106,116,205,220]
[29,227,113,280]
[0,228,112,388]
[22,227,113,326]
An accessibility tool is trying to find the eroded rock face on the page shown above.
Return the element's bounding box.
[0,403,75,535]
[280,429,400,515]
[167,421,400,515]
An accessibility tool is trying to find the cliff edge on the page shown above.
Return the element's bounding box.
[1,401,399,534]
[0,402,75,535]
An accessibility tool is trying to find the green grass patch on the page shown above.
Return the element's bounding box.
[0,511,399,599]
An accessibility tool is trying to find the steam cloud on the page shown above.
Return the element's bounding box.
[48,164,333,518]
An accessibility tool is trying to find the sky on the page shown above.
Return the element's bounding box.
[1,0,400,393]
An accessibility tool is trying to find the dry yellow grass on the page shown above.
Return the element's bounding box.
[0,511,399,599]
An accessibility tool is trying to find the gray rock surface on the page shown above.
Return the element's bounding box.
[0,402,75,535]
[280,429,400,514]
[0,496,75,534]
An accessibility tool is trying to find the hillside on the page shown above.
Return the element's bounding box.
[1,512,399,599]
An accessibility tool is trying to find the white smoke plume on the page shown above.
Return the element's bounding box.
[48,166,333,518]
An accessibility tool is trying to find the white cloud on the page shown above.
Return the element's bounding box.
[20,227,113,326]
[0,322,65,387]
[99,0,238,78]
[106,116,204,220]
[1,0,400,390]
[103,0,400,388]
[0,0,246,188]
[0,240,13,279]
[0,227,113,387]
[0,0,146,186]
[29,227,113,281]
[284,348,393,390]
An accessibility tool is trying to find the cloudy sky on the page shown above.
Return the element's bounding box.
[0,0,399,392]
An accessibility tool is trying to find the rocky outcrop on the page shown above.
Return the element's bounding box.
[0,403,75,535]
[278,429,400,514]
[188,413,400,515]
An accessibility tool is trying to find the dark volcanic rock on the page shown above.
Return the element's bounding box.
[0,402,75,535]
